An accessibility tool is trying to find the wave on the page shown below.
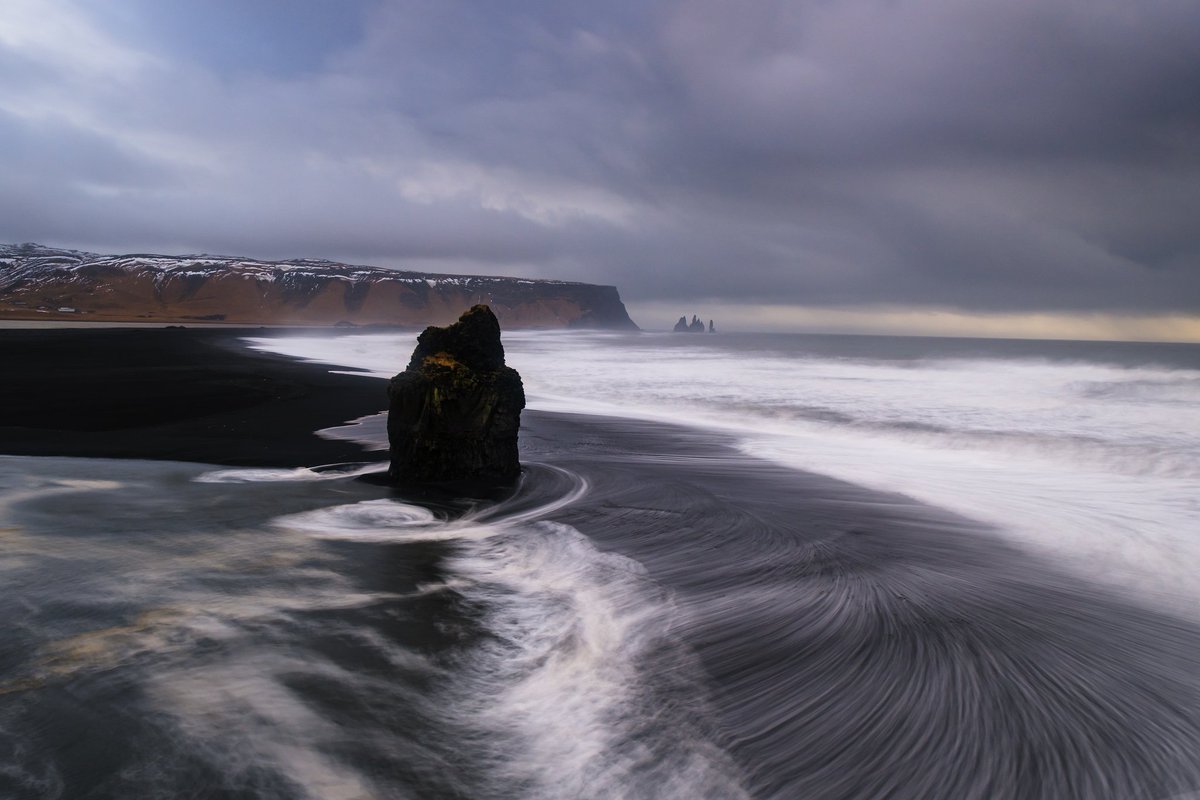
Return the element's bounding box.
[245,331,1200,614]
[517,413,1200,799]
[274,464,749,798]
[4,421,1200,797]
[195,462,382,483]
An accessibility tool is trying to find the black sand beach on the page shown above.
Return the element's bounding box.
[0,327,386,467]
[2,328,1200,799]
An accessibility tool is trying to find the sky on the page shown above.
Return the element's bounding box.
[1,0,1198,338]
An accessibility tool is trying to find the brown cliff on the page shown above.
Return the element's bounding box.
[0,243,638,329]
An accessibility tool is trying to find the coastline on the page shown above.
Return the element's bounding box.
[2,327,1200,798]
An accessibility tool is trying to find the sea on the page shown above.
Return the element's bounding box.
[2,330,1199,799]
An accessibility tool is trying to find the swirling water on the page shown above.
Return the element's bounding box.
[2,330,1199,798]
[0,457,747,799]
[258,330,1200,616]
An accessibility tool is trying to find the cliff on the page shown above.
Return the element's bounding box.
[0,243,638,329]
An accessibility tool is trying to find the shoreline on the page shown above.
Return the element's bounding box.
[3,327,1200,797]
[0,327,391,467]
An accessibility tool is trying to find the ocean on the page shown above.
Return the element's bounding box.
[2,330,1199,798]
[264,330,1200,614]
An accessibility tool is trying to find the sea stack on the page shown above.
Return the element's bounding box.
[387,305,525,482]
[673,314,712,333]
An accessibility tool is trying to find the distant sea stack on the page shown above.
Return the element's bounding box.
[673,314,713,333]
[387,305,525,482]
[0,243,638,329]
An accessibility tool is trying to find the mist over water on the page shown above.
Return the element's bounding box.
[253,329,1200,615]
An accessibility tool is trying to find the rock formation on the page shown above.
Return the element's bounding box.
[673,313,713,333]
[387,305,525,482]
[0,243,638,329]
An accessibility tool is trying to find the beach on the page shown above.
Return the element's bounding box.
[0,327,386,467]
[2,327,1200,799]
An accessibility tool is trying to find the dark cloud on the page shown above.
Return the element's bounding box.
[0,0,1197,319]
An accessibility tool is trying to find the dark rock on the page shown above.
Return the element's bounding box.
[387,305,525,482]
[673,313,715,333]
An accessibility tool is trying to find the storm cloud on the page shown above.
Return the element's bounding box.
[1,0,1198,326]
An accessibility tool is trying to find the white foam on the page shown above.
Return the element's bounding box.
[477,462,591,526]
[267,459,748,797]
[248,331,1200,614]
[194,463,379,483]
[439,519,749,798]
[276,498,449,542]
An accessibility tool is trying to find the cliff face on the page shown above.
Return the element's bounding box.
[0,243,638,329]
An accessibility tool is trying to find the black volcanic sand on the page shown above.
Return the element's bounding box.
[0,327,388,467]
[2,328,1199,799]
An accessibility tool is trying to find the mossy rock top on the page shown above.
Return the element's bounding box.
[407,304,506,373]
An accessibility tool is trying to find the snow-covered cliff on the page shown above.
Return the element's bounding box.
[0,244,638,329]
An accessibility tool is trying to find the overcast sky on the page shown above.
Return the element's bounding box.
[1,0,1198,336]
